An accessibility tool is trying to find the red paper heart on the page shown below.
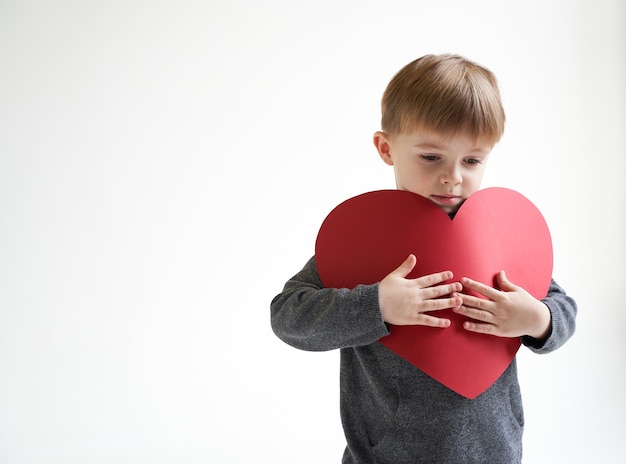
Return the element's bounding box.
[315,188,552,399]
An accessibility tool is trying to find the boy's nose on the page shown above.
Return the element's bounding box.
[440,167,462,185]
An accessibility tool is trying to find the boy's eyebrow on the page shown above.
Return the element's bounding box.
[413,142,443,150]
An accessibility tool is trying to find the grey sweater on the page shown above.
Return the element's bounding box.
[271,256,577,464]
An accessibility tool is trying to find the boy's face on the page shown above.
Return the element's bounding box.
[374,130,492,215]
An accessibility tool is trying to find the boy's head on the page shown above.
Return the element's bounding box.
[380,54,505,143]
[374,54,506,214]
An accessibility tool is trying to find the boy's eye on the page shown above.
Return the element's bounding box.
[420,154,440,162]
[465,158,482,165]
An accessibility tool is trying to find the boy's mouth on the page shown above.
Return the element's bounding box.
[431,195,462,207]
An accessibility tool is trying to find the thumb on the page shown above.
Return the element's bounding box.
[496,270,518,291]
[394,254,417,278]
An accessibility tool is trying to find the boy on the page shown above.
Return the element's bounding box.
[270,54,577,463]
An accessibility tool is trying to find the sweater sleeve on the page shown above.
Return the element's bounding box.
[521,278,577,353]
[270,256,390,351]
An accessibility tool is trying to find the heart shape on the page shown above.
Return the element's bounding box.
[315,188,552,399]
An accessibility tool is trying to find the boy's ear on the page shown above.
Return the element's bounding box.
[373,131,394,166]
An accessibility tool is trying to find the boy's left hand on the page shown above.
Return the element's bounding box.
[453,271,552,340]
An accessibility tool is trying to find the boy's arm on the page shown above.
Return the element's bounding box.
[270,256,390,351]
[521,279,577,353]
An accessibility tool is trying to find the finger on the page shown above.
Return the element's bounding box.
[461,277,500,299]
[495,270,518,292]
[454,303,492,321]
[421,281,463,300]
[416,314,451,328]
[462,320,497,335]
[457,293,491,312]
[422,294,463,312]
[393,254,417,278]
[416,270,454,288]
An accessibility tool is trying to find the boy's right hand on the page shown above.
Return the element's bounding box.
[379,254,462,327]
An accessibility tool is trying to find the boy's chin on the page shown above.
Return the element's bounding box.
[438,200,465,216]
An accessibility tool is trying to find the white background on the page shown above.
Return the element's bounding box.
[1,0,624,462]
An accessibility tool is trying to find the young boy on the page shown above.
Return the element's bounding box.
[270,54,577,463]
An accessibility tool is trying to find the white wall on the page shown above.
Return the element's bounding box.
[0,0,624,462]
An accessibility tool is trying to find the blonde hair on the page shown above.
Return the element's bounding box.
[381,54,506,145]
